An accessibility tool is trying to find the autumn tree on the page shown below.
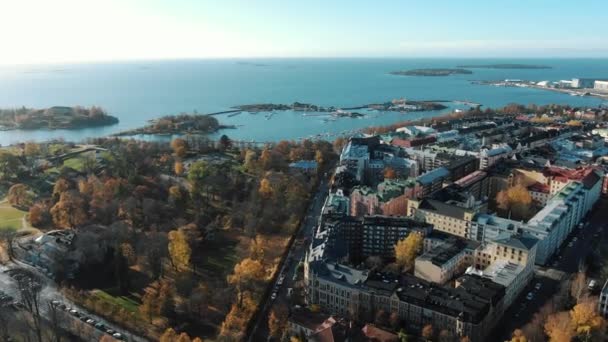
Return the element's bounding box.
[544,311,575,342]
[383,167,397,179]
[421,324,434,341]
[0,229,17,260]
[394,233,423,270]
[52,178,71,201]
[259,178,273,199]
[7,183,34,208]
[159,328,178,342]
[171,138,188,158]
[570,299,605,339]
[168,229,191,272]
[24,142,40,158]
[268,304,288,339]
[244,150,257,171]
[228,258,264,306]
[174,161,184,175]
[496,184,533,220]
[510,329,527,342]
[50,190,88,228]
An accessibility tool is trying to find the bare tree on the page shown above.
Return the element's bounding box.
[17,276,43,342]
[48,301,62,342]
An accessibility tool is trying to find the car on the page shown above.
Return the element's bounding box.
[51,300,60,306]
[552,261,559,267]
[69,309,78,315]
[526,292,534,301]
[112,333,123,340]
[95,323,105,330]
[568,242,574,247]
[86,319,95,325]
[271,292,277,300]
[58,304,67,310]
[106,329,115,335]
[80,316,88,322]
[535,282,542,290]
[573,237,578,242]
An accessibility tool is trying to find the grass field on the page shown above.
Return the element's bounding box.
[62,157,86,171]
[92,289,140,313]
[0,203,26,231]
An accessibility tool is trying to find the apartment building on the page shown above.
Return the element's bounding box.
[304,261,505,342]
[415,236,480,284]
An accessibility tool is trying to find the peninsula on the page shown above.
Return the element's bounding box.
[0,106,118,130]
[390,68,473,76]
[113,113,232,136]
[457,63,552,69]
[234,100,447,114]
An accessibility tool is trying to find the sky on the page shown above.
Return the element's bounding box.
[1,0,607,65]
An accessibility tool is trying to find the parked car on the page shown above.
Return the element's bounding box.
[526,292,534,301]
[271,292,277,300]
[535,282,542,290]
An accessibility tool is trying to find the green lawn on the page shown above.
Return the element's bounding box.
[0,205,26,231]
[62,157,86,171]
[92,289,140,313]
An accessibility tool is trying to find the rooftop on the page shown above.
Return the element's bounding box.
[417,167,450,185]
[418,198,472,220]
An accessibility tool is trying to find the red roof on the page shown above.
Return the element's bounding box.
[544,166,602,189]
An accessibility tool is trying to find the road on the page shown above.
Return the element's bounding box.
[491,197,608,340]
[0,260,149,342]
[248,177,329,341]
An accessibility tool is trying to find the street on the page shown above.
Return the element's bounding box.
[0,260,149,342]
[492,198,608,340]
[249,177,329,341]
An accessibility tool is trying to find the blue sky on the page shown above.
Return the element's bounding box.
[1,0,607,64]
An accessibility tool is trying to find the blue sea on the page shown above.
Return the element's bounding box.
[0,58,607,145]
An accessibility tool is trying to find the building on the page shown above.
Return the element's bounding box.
[473,174,601,264]
[361,324,399,342]
[479,145,513,170]
[304,261,505,342]
[594,80,608,91]
[415,167,450,197]
[289,160,318,174]
[315,214,432,264]
[407,198,477,238]
[415,236,480,284]
[571,78,597,89]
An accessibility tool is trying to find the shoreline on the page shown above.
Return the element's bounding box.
[473,80,608,100]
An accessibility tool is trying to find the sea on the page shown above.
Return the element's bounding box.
[0,58,607,146]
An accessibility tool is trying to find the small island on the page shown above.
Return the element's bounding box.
[113,114,233,136]
[457,63,552,69]
[0,106,119,130]
[390,68,473,77]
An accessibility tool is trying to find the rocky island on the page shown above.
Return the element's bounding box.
[457,63,552,69]
[390,68,473,76]
[0,106,119,130]
[113,113,233,136]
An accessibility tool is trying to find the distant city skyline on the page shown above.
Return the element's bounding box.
[2,0,608,65]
